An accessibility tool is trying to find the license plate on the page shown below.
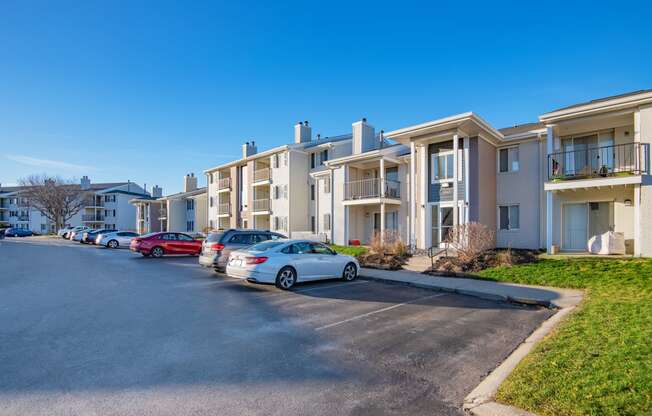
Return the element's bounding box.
[230,258,243,267]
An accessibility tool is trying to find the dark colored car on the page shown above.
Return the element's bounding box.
[81,228,116,244]
[4,228,33,237]
[198,229,286,272]
[130,232,203,258]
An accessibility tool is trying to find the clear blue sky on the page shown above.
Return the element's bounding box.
[1,1,651,193]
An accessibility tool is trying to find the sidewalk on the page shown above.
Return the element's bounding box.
[359,268,583,309]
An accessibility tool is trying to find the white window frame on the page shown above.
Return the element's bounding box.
[430,150,462,184]
[498,204,520,231]
[498,145,520,173]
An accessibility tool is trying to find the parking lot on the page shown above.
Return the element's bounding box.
[0,237,552,416]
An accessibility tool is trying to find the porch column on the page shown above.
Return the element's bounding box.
[463,137,470,224]
[344,165,350,245]
[452,133,459,228]
[330,169,335,244]
[379,158,385,198]
[419,144,427,248]
[546,126,554,253]
[634,185,641,257]
[409,141,416,248]
[380,202,386,245]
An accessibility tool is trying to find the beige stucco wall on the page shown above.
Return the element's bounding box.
[638,104,652,256]
[476,138,497,234]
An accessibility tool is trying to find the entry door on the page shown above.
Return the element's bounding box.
[373,213,381,234]
[563,203,588,251]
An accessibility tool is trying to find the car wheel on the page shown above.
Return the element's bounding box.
[107,240,119,249]
[151,246,164,258]
[342,262,358,281]
[275,266,297,290]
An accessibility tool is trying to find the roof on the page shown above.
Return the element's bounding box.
[0,181,131,195]
[549,89,652,113]
[158,187,207,201]
[498,122,545,137]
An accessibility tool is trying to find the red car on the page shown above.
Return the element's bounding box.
[130,232,202,258]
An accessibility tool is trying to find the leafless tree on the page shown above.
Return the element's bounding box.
[444,222,495,263]
[18,175,87,231]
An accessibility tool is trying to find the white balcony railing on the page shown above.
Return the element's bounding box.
[252,199,270,212]
[344,178,401,200]
[217,203,230,215]
[217,177,231,190]
[253,168,270,183]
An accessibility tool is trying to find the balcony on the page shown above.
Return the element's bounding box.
[217,177,231,190]
[253,168,271,183]
[157,209,167,220]
[17,215,29,222]
[548,143,645,180]
[82,214,104,222]
[344,178,401,201]
[83,198,104,208]
[217,202,231,216]
[252,198,270,213]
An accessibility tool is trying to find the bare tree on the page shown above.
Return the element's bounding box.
[444,222,495,263]
[18,175,87,231]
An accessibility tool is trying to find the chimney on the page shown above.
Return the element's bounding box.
[152,185,163,198]
[80,176,91,190]
[294,121,311,144]
[242,141,257,158]
[352,118,376,154]
[184,173,198,192]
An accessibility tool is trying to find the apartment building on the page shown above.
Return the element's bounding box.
[201,89,651,257]
[205,121,352,237]
[130,174,207,235]
[0,177,148,233]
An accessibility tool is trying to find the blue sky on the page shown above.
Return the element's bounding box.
[1,1,651,193]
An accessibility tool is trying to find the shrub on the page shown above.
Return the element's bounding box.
[444,222,495,264]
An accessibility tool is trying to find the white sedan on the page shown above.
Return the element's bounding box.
[96,231,140,249]
[226,239,359,289]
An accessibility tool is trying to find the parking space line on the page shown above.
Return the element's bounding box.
[315,292,446,331]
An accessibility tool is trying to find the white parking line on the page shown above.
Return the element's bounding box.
[293,280,370,294]
[315,292,446,331]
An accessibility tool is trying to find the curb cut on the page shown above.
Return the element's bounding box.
[463,306,576,416]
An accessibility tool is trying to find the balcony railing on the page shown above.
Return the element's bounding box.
[252,199,270,212]
[217,177,231,190]
[548,142,645,180]
[83,198,104,207]
[17,215,29,221]
[344,178,401,200]
[157,209,167,219]
[82,214,104,222]
[253,168,271,183]
[217,203,231,215]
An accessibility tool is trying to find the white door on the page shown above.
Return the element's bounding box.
[563,203,588,251]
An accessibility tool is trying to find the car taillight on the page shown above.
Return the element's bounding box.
[210,243,225,253]
[246,256,268,265]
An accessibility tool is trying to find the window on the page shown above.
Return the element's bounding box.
[283,242,312,254]
[229,233,254,244]
[283,152,288,167]
[431,151,459,183]
[186,221,194,231]
[177,233,193,241]
[209,219,214,229]
[283,184,288,199]
[324,213,331,231]
[311,242,334,255]
[273,185,279,199]
[324,178,330,193]
[209,173,214,184]
[161,233,177,240]
[272,154,279,168]
[499,205,520,230]
[209,196,214,207]
[310,153,316,169]
[187,199,194,210]
[320,149,328,165]
[310,184,315,200]
[499,146,519,173]
[311,216,315,233]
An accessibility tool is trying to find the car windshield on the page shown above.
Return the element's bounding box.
[140,232,160,239]
[247,241,285,252]
[206,232,225,243]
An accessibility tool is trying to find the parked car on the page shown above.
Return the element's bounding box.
[97,231,139,249]
[226,239,359,289]
[59,226,85,239]
[199,229,286,272]
[80,228,116,244]
[4,228,34,237]
[69,227,92,241]
[130,232,202,257]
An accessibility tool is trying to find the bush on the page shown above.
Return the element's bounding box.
[444,222,495,264]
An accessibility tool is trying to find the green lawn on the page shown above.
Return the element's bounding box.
[474,257,652,416]
[330,244,368,257]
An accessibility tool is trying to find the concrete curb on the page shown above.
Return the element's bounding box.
[463,306,576,415]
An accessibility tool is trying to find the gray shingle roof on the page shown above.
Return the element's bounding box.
[549,89,652,113]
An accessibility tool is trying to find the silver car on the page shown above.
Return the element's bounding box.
[96,231,140,249]
[198,229,285,272]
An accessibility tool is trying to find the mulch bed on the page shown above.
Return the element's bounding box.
[357,252,410,271]
[427,249,540,274]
